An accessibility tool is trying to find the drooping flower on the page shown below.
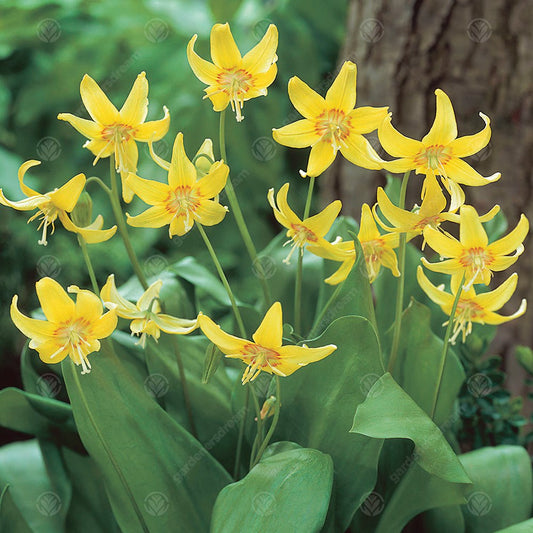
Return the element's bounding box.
[126,133,229,237]
[198,302,336,384]
[187,23,278,122]
[268,182,342,263]
[422,205,529,287]
[272,61,388,178]
[378,89,500,209]
[11,277,117,374]
[100,275,197,348]
[417,266,527,344]
[58,72,170,202]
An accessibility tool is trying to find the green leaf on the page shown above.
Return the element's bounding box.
[350,373,470,484]
[515,346,533,375]
[211,447,333,533]
[275,316,385,530]
[495,519,533,532]
[0,485,33,533]
[62,339,231,533]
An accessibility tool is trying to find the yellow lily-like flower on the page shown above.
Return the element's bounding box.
[126,133,229,237]
[374,175,499,246]
[100,275,197,348]
[11,277,117,374]
[422,205,529,287]
[187,23,278,122]
[308,238,356,285]
[58,72,170,202]
[417,266,527,344]
[0,160,87,245]
[272,61,388,178]
[378,89,500,209]
[268,182,342,264]
[198,302,336,384]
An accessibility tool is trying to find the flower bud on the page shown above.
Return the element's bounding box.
[71,191,93,227]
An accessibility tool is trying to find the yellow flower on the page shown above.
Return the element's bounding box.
[126,133,229,237]
[268,182,342,264]
[11,277,117,374]
[422,205,529,287]
[198,302,336,384]
[58,72,170,202]
[101,275,197,348]
[378,89,500,209]
[272,61,388,178]
[374,175,499,246]
[417,266,527,344]
[0,160,86,245]
[187,23,278,122]
[308,238,356,285]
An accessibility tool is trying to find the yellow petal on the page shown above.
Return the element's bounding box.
[419,175,447,217]
[169,215,190,237]
[490,253,522,272]
[271,183,300,227]
[84,139,114,159]
[194,200,228,227]
[380,247,400,277]
[0,190,46,211]
[303,140,336,177]
[325,61,357,113]
[57,113,103,141]
[198,313,248,355]
[358,204,381,242]
[475,273,518,311]
[137,280,163,311]
[382,158,416,174]
[169,133,196,188]
[277,343,336,364]
[420,256,463,276]
[376,187,419,231]
[68,285,103,323]
[48,173,86,212]
[80,74,119,124]
[423,226,463,257]
[324,258,355,285]
[134,106,170,142]
[252,302,283,348]
[119,72,148,125]
[305,200,342,238]
[100,275,143,318]
[422,89,458,146]
[17,160,42,197]
[348,106,389,134]
[443,158,500,187]
[378,115,422,157]
[341,133,383,170]
[59,212,117,244]
[487,214,529,256]
[151,314,198,335]
[449,112,491,157]
[416,266,454,308]
[126,173,169,205]
[126,206,172,228]
[10,295,57,342]
[483,299,527,325]
[441,177,465,212]
[242,24,278,74]
[288,76,326,120]
[35,341,70,364]
[272,119,320,148]
[90,310,118,339]
[207,91,230,112]
[195,162,229,198]
[187,34,220,84]
[210,23,241,69]
[148,140,171,171]
[459,205,488,248]
[35,277,75,323]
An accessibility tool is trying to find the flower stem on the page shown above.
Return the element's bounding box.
[196,223,247,338]
[77,235,100,295]
[218,110,272,307]
[233,384,249,480]
[108,157,148,290]
[430,273,465,420]
[309,282,344,338]
[294,177,315,335]
[387,171,411,374]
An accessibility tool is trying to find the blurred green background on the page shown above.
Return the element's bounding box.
[0,0,348,442]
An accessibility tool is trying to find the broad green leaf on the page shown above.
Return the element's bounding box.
[211,447,333,533]
[62,339,231,533]
[0,485,32,533]
[350,373,470,484]
[275,316,385,530]
[495,519,533,532]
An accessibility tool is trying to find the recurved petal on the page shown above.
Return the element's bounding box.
[449,112,491,158]
[376,187,419,231]
[198,313,248,355]
[475,273,518,312]
[272,119,320,148]
[151,313,198,335]
[287,76,326,120]
[187,34,220,84]
[325,61,357,113]
[380,247,400,277]
[134,106,170,142]
[482,299,527,325]
[378,115,422,158]
[420,256,464,276]
[348,106,389,134]
[169,133,196,188]
[36,277,75,323]
[100,274,142,318]
[126,205,172,228]
[305,200,342,238]
[490,253,522,272]
[242,24,278,74]
[58,212,116,244]
[441,177,465,212]
[459,205,488,248]
[49,173,86,212]
[126,173,169,205]
[210,23,241,69]
[80,74,119,124]
[358,203,381,242]
[252,302,283,348]
[277,343,337,365]
[324,258,354,285]
[422,89,458,146]
[194,200,228,227]
[340,133,384,170]
[381,158,416,174]
[0,190,45,211]
[272,183,300,228]
[423,226,463,257]
[148,140,171,171]
[487,214,529,256]
[137,280,163,311]
[419,175,447,217]
[17,160,42,197]
[57,113,103,140]
[10,295,57,342]
[302,140,336,177]
[196,161,229,198]
[443,157,500,187]
[416,266,454,308]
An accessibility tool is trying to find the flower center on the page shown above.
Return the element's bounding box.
[413,215,443,232]
[414,144,452,173]
[241,344,280,383]
[100,123,135,173]
[214,69,253,122]
[283,223,318,264]
[450,299,484,344]
[27,199,59,246]
[315,109,350,149]
[460,247,493,286]
[54,318,93,374]
[166,186,199,232]
[362,240,384,281]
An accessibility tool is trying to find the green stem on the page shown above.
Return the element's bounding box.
[309,282,344,338]
[387,171,411,374]
[430,273,465,420]
[219,110,272,307]
[250,376,281,468]
[85,176,111,195]
[108,157,148,290]
[196,223,246,338]
[77,235,100,295]
[171,336,198,439]
[192,153,214,166]
[233,385,249,480]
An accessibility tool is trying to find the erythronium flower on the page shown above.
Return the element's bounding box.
[0,160,86,245]
[268,182,342,263]
[417,266,527,344]
[272,61,388,178]
[100,275,197,348]
[61,213,117,244]
[378,89,500,210]
[11,277,117,374]
[422,205,529,288]
[126,133,229,237]
[198,302,336,384]
[187,23,278,122]
[308,238,355,285]
[58,72,170,202]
